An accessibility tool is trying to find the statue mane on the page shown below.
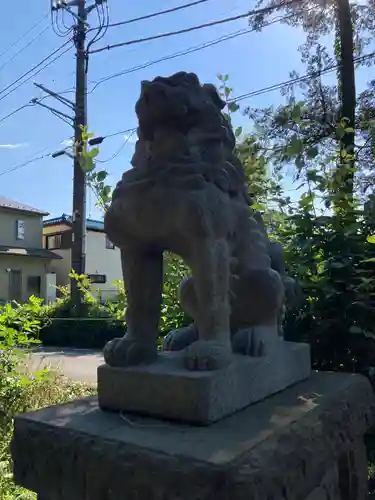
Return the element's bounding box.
[118,72,251,203]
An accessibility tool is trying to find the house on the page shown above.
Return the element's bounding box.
[43,214,122,299]
[0,196,60,303]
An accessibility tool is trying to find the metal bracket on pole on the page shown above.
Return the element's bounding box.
[31,99,74,124]
[52,149,75,159]
[33,83,75,110]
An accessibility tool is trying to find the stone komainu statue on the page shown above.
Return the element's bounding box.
[104,71,298,370]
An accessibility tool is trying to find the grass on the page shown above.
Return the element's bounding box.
[0,361,95,500]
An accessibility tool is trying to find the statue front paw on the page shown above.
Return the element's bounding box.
[163,324,198,352]
[104,335,158,367]
[184,340,233,371]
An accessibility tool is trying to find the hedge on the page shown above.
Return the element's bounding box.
[39,318,125,349]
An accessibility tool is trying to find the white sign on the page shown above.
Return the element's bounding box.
[46,273,57,303]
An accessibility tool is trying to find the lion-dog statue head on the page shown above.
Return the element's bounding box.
[127,71,251,204]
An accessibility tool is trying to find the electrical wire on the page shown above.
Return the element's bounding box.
[96,130,136,163]
[89,10,306,93]
[0,86,75,128]
[5,49,373,179]
[230,50,375,103]
[102,127,137,140]
[0,150,51,178]
[88,0,212,31]
[86,1,110,55]
[0,40,73,103]
[62,8,75,31]
[51,6,74,38]
[0,47,73,105]
[0,12,49,60]
[0,104,34,126]
[0,128,132,178]
[0,25,50,74]
[86,50,375,149]
[50,109,74,127]
[89,0,304,54]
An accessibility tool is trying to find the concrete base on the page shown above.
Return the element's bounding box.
[97,340,311,424]
[11,372,375,500]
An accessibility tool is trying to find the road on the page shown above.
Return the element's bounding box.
[26,347,104,385]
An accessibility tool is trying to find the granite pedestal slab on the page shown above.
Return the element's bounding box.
[12,372,375,500]
[97,340,310,424]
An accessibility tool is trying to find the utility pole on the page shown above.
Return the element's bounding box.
[49,0,107,309]
[71,0,88,308]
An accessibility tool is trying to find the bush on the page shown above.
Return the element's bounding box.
[280,204,375,374]
[161,253,191,333]
[45,274,127,321]
[0,292,95,499]
[0,369,94,500]
[39,318,125,349]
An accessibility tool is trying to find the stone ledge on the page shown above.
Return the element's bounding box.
[11,372,375,500]
[97,341,311,424]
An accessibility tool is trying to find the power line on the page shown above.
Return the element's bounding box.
[89,10,305,92]
[86,1,110,58]
[0,150,51,178]
[0,12,49,60]
[96,130,137,163]
[0,104,34,125]
[0,87,75,128]
[0,41,73,104]
[0,25,50,74]
[87,51,375,150]
[90,0,212,31]
[6,49,374,180]
[230,50,375,103]
[88,127,137,145]
[104,127,137,139]
[89,1,302,54]
[0,39,72,99]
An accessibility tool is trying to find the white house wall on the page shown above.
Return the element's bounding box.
[48,248,72,291]
[85,230,122,298]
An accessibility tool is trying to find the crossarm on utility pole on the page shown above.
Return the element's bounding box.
[33,82,75,109]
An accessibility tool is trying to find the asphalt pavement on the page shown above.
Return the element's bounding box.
[25,347,104,385]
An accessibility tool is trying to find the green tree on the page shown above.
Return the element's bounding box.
[248,0,375,202]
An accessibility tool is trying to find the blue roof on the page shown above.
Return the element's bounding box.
[43,213,104,232]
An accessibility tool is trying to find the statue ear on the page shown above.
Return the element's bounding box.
[140,80,151,92]
[202,83,226,110]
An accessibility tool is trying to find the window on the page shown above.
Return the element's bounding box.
[16,220,25,240]
[46,234,62,250]
[88,274,106,284]
[27,276,41,298]
[105,235,115,249]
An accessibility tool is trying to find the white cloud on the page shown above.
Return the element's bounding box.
[61,139,74,147]
[0,143,28,149]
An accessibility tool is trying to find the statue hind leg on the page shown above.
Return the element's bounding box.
[230,210,285,357]
[104,246,163,367]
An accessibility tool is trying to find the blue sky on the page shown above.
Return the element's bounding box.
[0,0,372,220]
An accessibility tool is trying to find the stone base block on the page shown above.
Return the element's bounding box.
[97,340,311,424]
[11,372,375,500]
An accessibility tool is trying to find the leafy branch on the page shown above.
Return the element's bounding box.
[78,126,112,212]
